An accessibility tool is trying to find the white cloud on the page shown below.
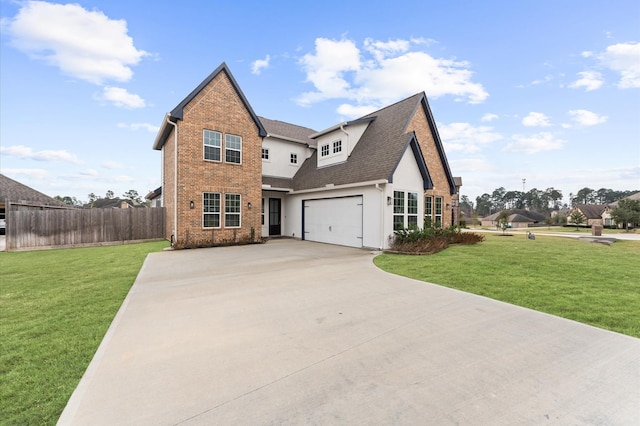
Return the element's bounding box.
[1,168,50,179]
[503,132,566,154]
[251,55,271,75]
[481,113,499,122]
[569,71,604,91]
[566,109,607,126]
[336,103,378,119]
[100,86,145,109]
[4,1,148,85]
[449,157,494,173]
[297,37,488,109]
[438,122,503,154]
[80,169,99,177]
[599,42,640,88]
[101,161,125,170]
[522,112,551,127]
[580,51,594,58]
[0,144,82,164]
[117,122,159,132]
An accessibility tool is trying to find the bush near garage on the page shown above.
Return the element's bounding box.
[389,225,484,255]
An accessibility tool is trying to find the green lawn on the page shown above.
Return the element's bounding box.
[0,241,169,425]
[375,234,640,338]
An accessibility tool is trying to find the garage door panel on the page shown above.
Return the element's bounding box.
[304,196,363,248]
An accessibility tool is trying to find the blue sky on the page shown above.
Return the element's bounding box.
[1,0,638,204]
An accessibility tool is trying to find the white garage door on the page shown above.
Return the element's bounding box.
[303,196,363,248]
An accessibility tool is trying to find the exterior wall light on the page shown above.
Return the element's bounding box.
[387,196,392,205]
[247,202,252,209]
[190,200,194,209]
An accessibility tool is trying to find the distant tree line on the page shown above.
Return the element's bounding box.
[459,187,638,218]
[54,189,148,207]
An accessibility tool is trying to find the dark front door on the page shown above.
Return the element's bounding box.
[269,198,281,236]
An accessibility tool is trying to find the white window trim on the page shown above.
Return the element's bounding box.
[224,193,242,228]
[225,134,242,165]
[203,129,222,163]
[203,192,221,229]
[332,139,342,154]
[290,152,298,165]
[262,148,270,161]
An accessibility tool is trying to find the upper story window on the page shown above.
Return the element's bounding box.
[262,148,269,160]
[333,140,342,153]
[203,130,222,162]
[290,153,298,164]
[321,144,330,157]
[225,134,242,164]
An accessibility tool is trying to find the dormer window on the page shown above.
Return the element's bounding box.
[321,144,330,157]
[290,153,298,164]
[262,148,269,160]
[333,140,342,153]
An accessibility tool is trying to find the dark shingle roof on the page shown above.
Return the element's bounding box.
[575,204,607,219]
[483,209,547,222]
[292,93,435,191]
[0,174,66,207]
[262,176,293,190]
[258,117,316,145]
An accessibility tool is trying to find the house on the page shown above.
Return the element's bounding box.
[89,198,142,209]
[152,62,460,249]
[480,209,547,229]
[145,187,162,208]
[0,173,67,235]
[567,204,609,227]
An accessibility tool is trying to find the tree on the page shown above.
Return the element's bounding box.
[496,210,511,235]
[475,193,492,217]
[122,189,142,204]
[568,209,586,231]
[459,195,474,218]
[54,195,82,207]
[610,199,640,230]
[574,187,595,205]
[105,190,115,199]
[491,187,506,211]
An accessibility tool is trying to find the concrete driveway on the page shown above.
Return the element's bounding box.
[59,240,639,425]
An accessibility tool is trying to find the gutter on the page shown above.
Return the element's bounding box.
[290,179,388,195]
[163,114,178,246]
[375,183,385,250]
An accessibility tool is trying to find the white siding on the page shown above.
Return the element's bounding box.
[262,137,310,179]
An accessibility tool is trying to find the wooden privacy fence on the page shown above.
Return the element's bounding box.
[5,207,165,250]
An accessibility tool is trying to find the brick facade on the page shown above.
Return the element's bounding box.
[164,71,262,246]
[407,109,456,228]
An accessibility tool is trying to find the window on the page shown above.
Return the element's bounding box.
[290,153,298,164]
[393,191,405,231]
[203,192,220,228]
[261,148,269,160]
[261,198,265,225]
[408,192,418,229]
[425,196,433,226]
[225,193,241,227]
[203,130,221,161]
[321,144,330,157]
[225,134,242,164]
[435,196,443,228]
[333,140,342,153]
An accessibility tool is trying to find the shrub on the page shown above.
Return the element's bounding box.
[390,225,484,254]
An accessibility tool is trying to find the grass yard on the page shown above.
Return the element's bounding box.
[374,234,640,338]
[0,241,169,425]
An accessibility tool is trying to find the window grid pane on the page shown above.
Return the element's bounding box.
[225,193,241,227]
[425,196,433,216]
[393,191,404,214]
[408,192,418,214]
[333,140,342,153]
[204,130,221,161]
[225,134,242,164]
[262,148,269,160]
[203,192,220,228]
[290,153,297,164]
[321,144,329,156]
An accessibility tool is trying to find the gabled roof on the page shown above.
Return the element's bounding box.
[259,117,317,145]
[291,93,442,192]
[483,209,547,223]
[153,62,266,150]
[574,204,607,219]
[0,173,66,207]
[609,191,640,208]
[91,198,141,208]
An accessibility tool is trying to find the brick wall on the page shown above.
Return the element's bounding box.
[408,109,455,227]
[165,71,262,246]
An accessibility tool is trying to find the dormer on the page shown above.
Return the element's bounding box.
[311,117,375,168]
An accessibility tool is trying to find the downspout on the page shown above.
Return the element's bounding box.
[375,183,384,250]
[165,116,178,246]
[339,123,350,155]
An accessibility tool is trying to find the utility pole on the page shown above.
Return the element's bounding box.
[522,178,526,193]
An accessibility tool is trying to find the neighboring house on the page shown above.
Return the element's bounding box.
[89,198,142,209]
[568,204,609,227]
[480,209,547,229]
[152,62,460,249]
[604,192,640,228]
[145,187,162,208]
[0,173,68,235]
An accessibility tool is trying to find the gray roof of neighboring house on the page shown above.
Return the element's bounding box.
[483,209,547,222]
[609,191,640,208]
[90,198,141,208]
[291,93,454,193]
[0,173,66,207]
[259,117,317,145]
[153,62,267,150]
[574,204,607,219]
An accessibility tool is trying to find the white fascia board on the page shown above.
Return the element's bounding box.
[290,179,388,195]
